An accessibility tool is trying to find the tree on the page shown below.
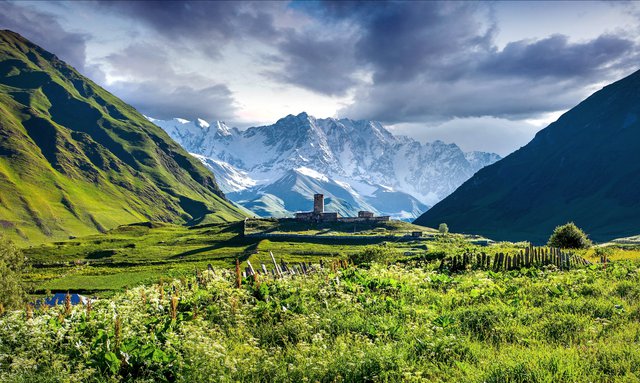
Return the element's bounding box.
[0,234,28,310]
[547,222,592,249]
[438,223,449,235]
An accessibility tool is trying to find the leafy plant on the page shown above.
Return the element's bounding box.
[348,245,393,265]
[0,234,28,310]
[547,222,592,249]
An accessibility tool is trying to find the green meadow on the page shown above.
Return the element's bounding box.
[23,220,439,295]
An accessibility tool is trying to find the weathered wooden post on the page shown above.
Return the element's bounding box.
[235,258,242,288]
[270,251,283,277]
[247,260,256,276]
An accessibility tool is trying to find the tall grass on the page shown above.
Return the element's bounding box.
[2,261,640,382]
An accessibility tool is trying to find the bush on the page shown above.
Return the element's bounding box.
[0,234,28,310]
[594,246,614,260]
[438,223,449,235]
[348,245,393,265]
[547,222,592,249]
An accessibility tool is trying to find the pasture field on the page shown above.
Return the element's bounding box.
[23,220,439,295]
[21,219,640,295]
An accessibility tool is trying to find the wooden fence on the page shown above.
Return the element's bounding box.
[193,246,595,288]
[439,246,592,272]
[194,251,349,287]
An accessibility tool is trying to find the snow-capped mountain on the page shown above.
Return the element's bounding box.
[149,113,500,219]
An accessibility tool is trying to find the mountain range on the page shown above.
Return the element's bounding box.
[416,68,640,243]
[0,30,244,243]
[151,113,500,219]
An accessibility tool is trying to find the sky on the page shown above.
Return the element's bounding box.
[1,0,639,156]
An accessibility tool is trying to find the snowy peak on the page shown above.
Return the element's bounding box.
[464,151,502,170]
[152,113,501,219]
[196,118,210,128]
[294,166,330,182]
[215,121,232,136]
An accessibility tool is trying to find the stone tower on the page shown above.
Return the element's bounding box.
[313,194,324,214]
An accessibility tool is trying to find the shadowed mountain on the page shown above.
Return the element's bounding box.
[0,30,245,243]
[415,69,640,243]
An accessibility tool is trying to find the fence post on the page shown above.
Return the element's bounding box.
[235,259,242,288]
[270,251,282,277]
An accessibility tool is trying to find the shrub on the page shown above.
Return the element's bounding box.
[594,246,614,260]
[438,223,449,235]
[348,245,393,265]
[547,222,592,249]
[0,234,28,310]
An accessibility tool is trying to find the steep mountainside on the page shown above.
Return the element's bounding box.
[0,30,245,243]
[151,114,499,219]
[415,69,640,243]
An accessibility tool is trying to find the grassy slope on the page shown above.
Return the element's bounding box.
[0,30,245,244]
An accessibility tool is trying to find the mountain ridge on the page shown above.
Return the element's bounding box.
[0,30,245,243]
[151,113,500,219]
[415,68,640,243]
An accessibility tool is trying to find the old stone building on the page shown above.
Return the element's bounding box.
[295,194,390,223]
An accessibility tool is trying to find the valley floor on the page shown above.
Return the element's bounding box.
[23,220,438,295]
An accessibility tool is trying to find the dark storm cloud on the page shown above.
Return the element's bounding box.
[104,43,178,81]
[339,29,639,122]
[104,43,237,121]
[287,1,639,122]
[2,0,638,126]
[267,32,360,96]
[113,81,236,122]
[341,76,587,123]
[95,0,280,58]
[350,2,494,84]
[265,2,493,96]
[0,1,89,71]
[481,34,635,79]
[293,2,495,83]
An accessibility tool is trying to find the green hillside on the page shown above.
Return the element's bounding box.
[416,69,640,243]
[0,30,245,243]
